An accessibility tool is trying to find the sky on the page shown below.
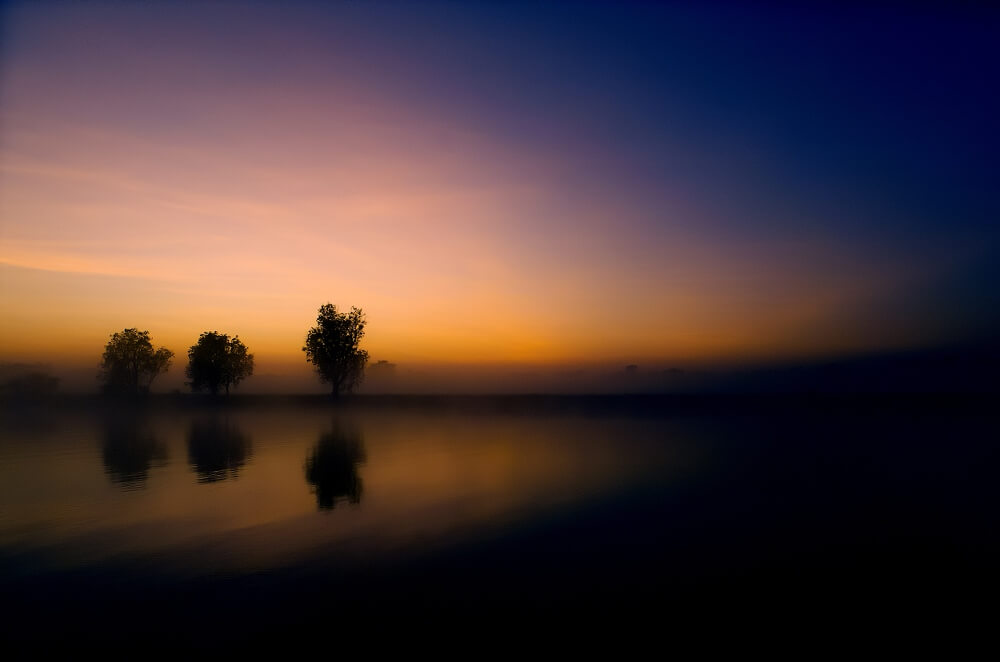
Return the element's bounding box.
[1,1,998,391]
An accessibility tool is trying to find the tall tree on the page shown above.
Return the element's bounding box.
[98,328,173,396]
[186,331,254,396]
[303,303,369,397]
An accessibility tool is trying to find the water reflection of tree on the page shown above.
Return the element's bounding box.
[187,418,252,483]
[305,424,366,510]
[101,416,168,489]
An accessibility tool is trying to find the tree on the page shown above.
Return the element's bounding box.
[303,303,369,396]
[98,328,174,396]
[185,331,254,396]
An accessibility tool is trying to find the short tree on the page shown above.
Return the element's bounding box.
[186,331,254,396]
[98,328,174,396]
[303,303,369,397]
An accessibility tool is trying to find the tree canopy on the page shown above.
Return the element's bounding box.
[98,328,174,396]
[303,303,369,396]
[185,331,254,396]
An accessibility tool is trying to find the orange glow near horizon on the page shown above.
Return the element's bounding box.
[0,2,979,386]
[0,98,946,372]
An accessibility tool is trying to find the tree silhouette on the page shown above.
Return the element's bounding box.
[304,424,366,509]
[98,328,173,396]
[101,415,168,489]
[186,332,254,395]
[303,304,369,397]
[187,417,252,482]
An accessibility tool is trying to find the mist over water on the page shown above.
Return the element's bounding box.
[10,340,997,396]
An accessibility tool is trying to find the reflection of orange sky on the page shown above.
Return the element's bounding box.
[0,408,699,574]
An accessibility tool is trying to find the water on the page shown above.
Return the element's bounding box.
[1,396,996,643]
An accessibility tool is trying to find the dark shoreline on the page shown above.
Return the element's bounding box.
[3,390,996,416]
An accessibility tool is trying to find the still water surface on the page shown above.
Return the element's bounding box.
[1,397,996,641]
[2,403,692,575]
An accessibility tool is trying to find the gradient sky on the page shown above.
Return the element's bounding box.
[1,2,998,383]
